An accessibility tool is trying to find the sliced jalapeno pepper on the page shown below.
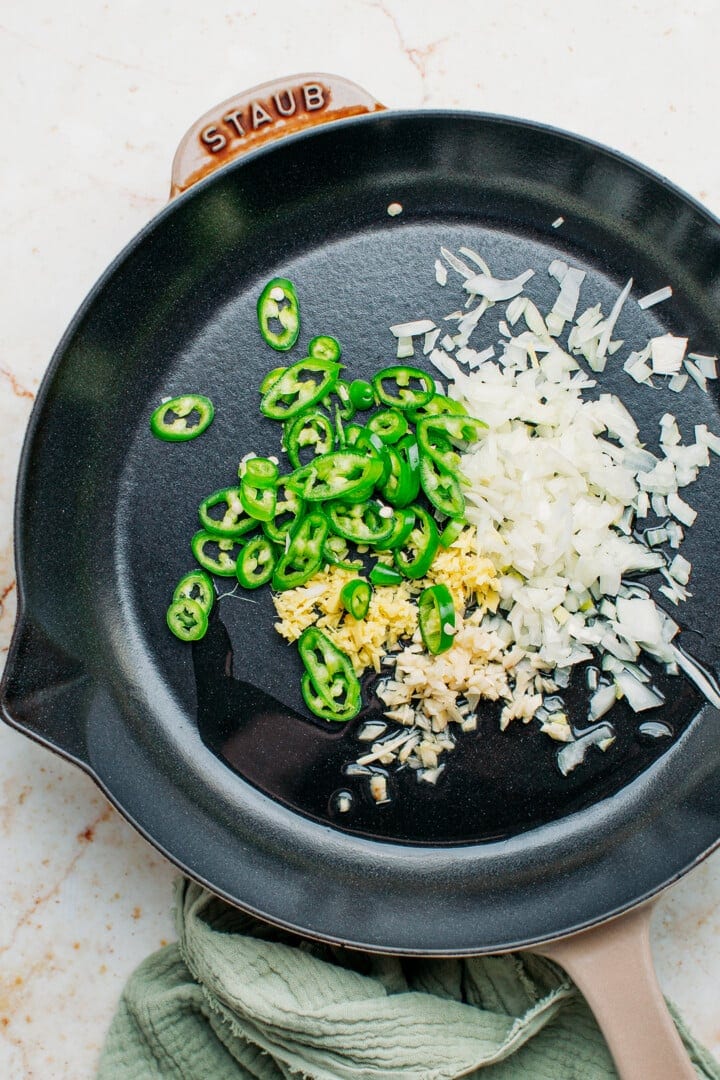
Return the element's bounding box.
[236,536,277,589]
[380,437,420,507]
[367,409,409,444]
[272,510,329,590]
[418,583,456,655]
[150,395,214,442]
[240,477,277,522]
[260,357,341,420]
[323,534,363,571]
[257,277,300,352]
[300,673,360,722]
[298,627,361,721]
[369,562,404,586]
[198,488,261,539]
[416,414,487,472]
[326,500,395,545]
[241,456,279,486]
[284,409,334,470]
[372,366,436,410]
[348,379,375,410]
[259,367,287,394]
[191,531,245,576]
[393,506,439,579]
[173,570,214,615]
[439,519,465,547]
[340,578,371,620]
[262,481,305,544]
[287,450,383,502]
[419,454,466,519]
[308,335,342,363]
[406,395,467,424]
[378,506,417,550]
[322,379,355,421]
[166,597,208,641]
[345,428,391,487]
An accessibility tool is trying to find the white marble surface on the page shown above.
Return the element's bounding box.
[1,0,719,1075]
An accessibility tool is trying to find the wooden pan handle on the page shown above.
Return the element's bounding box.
[537,903,695,1080]
[170,73,385,197]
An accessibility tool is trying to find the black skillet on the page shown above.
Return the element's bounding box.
[3,74,719,1078]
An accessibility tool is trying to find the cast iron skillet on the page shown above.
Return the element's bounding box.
[3,75,719,1078]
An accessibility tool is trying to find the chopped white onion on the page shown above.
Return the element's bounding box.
[614,670,665,712]
[638,286,672,309]
[396,335,414,359]
[463,268,535,302]
[440,247,474,279]
[558,724,615,775]
[684,358,708,392]
[423,328,441,355]
[650,334,687,374]
[597,278,633,359]
[688,353,717,378]
[667,491,697,526]
[390,319,436,338]
[668,372,688,393]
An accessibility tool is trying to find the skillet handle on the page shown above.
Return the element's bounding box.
[537,903,696,1080]
[170,73,385,197]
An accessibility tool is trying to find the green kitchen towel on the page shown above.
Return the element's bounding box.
[98,879,719,1080]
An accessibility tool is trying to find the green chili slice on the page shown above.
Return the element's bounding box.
[241,456,279,486]
[198,487,261,539]
[173,570,214,614]
[367,408,409,445]
[260,357,341,420]
[393,506,439,579]
[191,531,244,577]
[323,534,363,571]
[378,506,417,551]
[166,597,208,641]
[372,366,436,410]
[348,379,375,410]
[259,367,287,394]
[284,409,334,470]
[262,481,305,544]
[298,627,361,720]
[418,583,456,655]
[340,578,371,620]
[300,673,360,722]
[380,438,420,507]
[236,536,277,589]
[308,335,342,363]
[150,395,214,442]
[257,277,300,352]
[272,510,329,590]
[406,395,467,424]
[416,414,487,472]
[287,450,383,502]
[369,562,404,586]
[419,455,466,519]
[322,379,355,422]
[439,519,465,547]
[240,478,277,522]
[326,500,395,545]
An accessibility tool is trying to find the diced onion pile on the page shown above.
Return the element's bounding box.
[375,244,720,778]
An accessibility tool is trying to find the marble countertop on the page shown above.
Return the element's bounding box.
[1,0,719,1075]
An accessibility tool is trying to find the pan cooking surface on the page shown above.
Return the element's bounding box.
[6,113,720,950]
[116,220,711,845]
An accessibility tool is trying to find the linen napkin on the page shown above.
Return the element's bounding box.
[98,878,719,1079]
